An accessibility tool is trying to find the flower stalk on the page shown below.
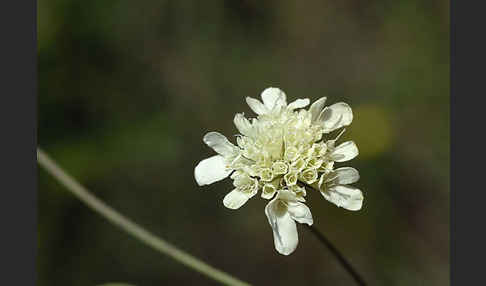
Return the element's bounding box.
[37,148,252,286]
[307,225,367,286]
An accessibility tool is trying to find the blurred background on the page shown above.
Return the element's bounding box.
[38,0,449,285]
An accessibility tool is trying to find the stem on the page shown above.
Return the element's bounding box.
[307,225,367,286]
[299,180,367,285]
[37,148,251,286]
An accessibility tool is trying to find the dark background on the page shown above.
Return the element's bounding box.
[38,0,449,285]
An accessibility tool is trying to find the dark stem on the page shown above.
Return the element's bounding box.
[297,182,366,285]
[307,225,367,286]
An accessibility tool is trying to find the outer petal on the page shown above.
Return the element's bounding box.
[309,97,327,122]
[265,199,299,255]
[287,98,310,110]
[203,132,238,158]
[246,97,269,115]
[233,113,253,136]
[317,102,353,133]
[194,155,232,186]
[328,167,360,185]
[223,189,251,209]
[321,185,363,211]
[330,141,359,162]
[287,202,313,225]
[261,87,287,112]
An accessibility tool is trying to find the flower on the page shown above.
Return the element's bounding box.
[194,87,363,255]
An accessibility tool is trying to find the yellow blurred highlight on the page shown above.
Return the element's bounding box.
[347,105,393,159]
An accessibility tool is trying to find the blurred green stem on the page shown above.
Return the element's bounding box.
[37,148,251,286]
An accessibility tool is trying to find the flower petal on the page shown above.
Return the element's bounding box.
[287,98,310,110]
[317,102,353,133]
[246,97,269,115]
[203,132,238,158]
[277,188,306,202]
[321,185,363,211]
[261,87,287,111]
[287,202,313,225]
[330,141,359,162]
[233,113,253,136]
[194,155,232,186]
[265,199,299,255]
[275,189,293,200]
[223,189,251,209]
[309,97,327,122]
[328,167,360,185]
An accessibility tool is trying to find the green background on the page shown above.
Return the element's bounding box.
[38,0,449,285]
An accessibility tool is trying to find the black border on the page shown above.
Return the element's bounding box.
[450,0,454,283]
[0,0,37,284]
[451,0,485,285]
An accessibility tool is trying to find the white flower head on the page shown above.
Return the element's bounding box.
[194,87,363,255]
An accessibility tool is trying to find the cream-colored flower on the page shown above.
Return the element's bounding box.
[194,87,363,255]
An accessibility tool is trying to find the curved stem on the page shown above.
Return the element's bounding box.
[37,148,251,286]
[307,225,367,286]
